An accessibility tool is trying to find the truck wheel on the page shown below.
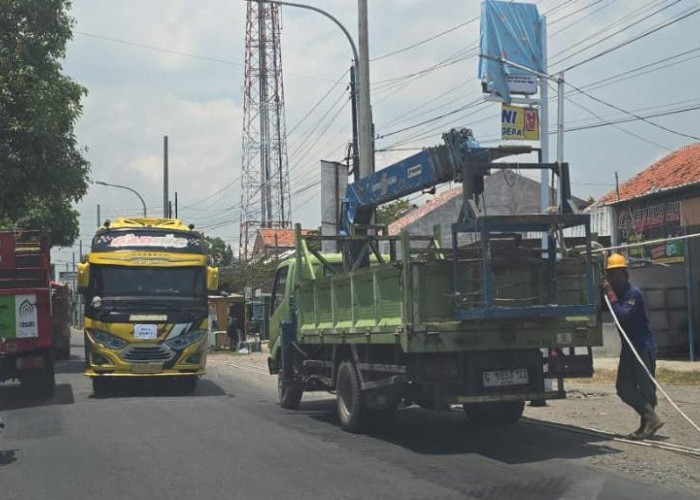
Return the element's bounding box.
[20,351,56,398]
[336,360,367,433]
[278,372,303,409]
[463,401,524,425]
[92,377,110,396]
[178,376,198,394]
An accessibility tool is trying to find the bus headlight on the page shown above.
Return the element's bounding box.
[89,330,128,350]
[165,330,205,350]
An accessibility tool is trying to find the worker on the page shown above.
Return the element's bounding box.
[603,253,664,439]
[227,316,241,352]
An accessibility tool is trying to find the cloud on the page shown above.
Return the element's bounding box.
[53,0,700,266]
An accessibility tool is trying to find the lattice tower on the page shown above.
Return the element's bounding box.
[239,1,292,261]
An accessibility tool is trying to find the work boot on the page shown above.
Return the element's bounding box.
[627,415,646,440]
[639,408,664,439]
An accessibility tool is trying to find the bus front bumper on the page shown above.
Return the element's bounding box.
[84,334,207,378]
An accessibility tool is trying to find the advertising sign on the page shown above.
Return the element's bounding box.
[0,294,38,339]
[0,296,13,338]
[617,201,684,267]
[505,74,538,95]
[15,294,38,338]
[502,105,540,141]
[479,1,544,103]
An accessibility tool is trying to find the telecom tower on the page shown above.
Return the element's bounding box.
[239,1,292,261]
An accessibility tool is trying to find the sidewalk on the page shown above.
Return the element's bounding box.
[595,356,700,372]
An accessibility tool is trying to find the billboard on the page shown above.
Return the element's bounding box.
[479,1,544,103]
[502,104,540,141]
[617,201,684,267]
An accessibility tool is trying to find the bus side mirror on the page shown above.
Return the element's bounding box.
[77,262,90,292]
[206,267,219,292]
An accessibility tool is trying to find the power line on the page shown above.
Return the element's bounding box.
[376,97,484,140]
[565,103,700,133]
[75,31,244,67]
[564,95,672,150]
[561,4,700,72]
[287,69,349,136]
[74,31,336,82]
[565,81,700,140]
[370,16,479,62]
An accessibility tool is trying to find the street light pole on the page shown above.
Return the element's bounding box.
[95,181,147,217]
[245,0,373,179]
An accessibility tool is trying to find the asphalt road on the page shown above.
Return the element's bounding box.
[0,344,696,500]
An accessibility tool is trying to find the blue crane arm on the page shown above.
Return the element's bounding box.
[341,129,482,233]
[340,128,534,233]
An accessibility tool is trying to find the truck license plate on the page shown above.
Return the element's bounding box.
[131,363,163,374]
[482,368,529,387]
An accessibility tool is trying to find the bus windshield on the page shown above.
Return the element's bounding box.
[90,266,206,298]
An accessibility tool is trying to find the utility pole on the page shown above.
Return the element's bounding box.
[357,0,373,178]
[163,135,169,218]
[175,192,178,218]
[539,16,549,212]
[350,65,360,182]
[97,204,101,227]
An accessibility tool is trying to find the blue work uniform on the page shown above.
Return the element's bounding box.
[609,283,657,414]
[609,284,655,354]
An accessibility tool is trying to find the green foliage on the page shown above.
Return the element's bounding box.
[219,258,279,295]
[0,0,90,246]
[203,236,234,267]
[376,199,412,226]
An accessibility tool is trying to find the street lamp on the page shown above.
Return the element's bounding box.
[245,0,373,181]
[95,181,147,217]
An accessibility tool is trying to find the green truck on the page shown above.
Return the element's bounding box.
[267,130,602,432]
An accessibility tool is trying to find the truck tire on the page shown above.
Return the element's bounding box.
[178,376,198,394]
[19,351,55,398]
[278,372,303,410]
[463,401,525,425]
[92,377,110,396]
[336,359,367,433]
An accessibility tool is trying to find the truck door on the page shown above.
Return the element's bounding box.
[268,265,289,365]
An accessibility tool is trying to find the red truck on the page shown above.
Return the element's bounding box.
[0,230,55,395]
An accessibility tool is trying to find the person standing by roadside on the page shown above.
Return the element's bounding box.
[603,253,664,439]
[227,316,240,352]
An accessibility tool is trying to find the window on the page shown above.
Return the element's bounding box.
[90,266,206,298]
[271,267,288,312]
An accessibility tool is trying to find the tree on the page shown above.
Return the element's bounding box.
[219,258,278,295]
[203,236,234,267]
[376,199,413,226]
[0,0,90,246]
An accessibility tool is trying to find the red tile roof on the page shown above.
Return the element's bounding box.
[388,185,463,235]
[257,228,313,248]
[600,143,700,204]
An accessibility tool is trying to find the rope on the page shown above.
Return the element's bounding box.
[604,295,700,435]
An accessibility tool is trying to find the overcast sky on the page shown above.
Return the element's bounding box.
[52,0,700,268]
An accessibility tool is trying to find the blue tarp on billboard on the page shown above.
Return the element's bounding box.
[479,1,544,103]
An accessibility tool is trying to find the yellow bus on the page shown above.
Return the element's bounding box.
[78,218,218,394]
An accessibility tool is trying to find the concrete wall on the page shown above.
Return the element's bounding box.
[383,170,554,254]
[629,264,688,356]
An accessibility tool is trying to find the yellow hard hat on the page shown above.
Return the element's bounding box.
[606,253,628,270]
